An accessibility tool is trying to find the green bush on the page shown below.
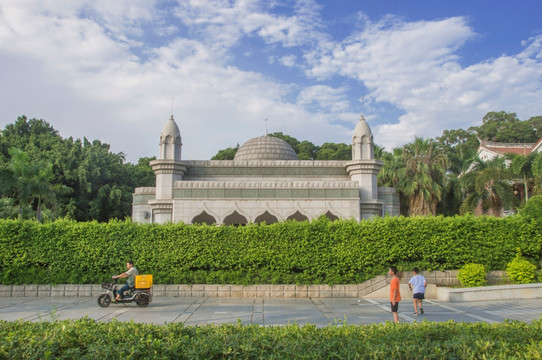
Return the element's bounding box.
[457,263,487,287]
[520,194,542,221]
[507,250,537,284]
[0,214,541,285]
[1,319,542,359]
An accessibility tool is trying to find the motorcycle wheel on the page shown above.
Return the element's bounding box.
[136,294,149,307]
[97,294,112,307]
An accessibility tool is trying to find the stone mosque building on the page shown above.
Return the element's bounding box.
[132,114,400,225]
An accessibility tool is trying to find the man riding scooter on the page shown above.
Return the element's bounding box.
[112,260,138,303]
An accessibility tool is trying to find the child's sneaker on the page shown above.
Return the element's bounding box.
[419,308,424,315]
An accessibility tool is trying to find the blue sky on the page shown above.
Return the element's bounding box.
[1,0,541,163]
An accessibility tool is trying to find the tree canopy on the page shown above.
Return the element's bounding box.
[0,116,155,221]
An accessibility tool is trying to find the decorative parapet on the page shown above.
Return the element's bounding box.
[187,160,349,167]
[134,187,156,194]
[174,181,360,189]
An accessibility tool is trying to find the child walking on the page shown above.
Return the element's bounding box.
[408,267,427,315]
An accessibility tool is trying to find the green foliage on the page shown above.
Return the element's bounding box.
[506,250,537,284]
[1,318,542,359]
[211,145,239,160]
[457,263,487,287]
[0,116,155,222]
[1,215,541,285]
[520,195,542,221]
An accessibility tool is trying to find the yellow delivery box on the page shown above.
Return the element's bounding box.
[135,274,153,289]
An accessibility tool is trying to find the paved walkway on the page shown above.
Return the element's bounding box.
[0,297,540,326]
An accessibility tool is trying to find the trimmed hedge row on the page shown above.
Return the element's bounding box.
[0,215,541,285]
[1,318,542,359]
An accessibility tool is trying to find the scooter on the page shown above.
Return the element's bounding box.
[97,278,152,307]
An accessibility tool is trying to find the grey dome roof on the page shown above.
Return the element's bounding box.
[161,115,181,140]
[234,135,298,161]
[352,114,372,138]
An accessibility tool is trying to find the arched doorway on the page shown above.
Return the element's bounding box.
[286,211,309,222]
[254,211,279,224]
[192,211,216,225]
[223,210,248,226]
[324,211,339,221]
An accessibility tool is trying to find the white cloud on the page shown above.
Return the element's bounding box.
[305,15,542,150]
[279,54,297,67]
[0,0,541,163]
[297,85,350,112]
[0,0,350,161]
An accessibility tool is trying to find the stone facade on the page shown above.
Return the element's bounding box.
[132,114,400,224]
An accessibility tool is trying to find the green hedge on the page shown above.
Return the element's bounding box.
[1,318,541,359]
[0,215,541,285]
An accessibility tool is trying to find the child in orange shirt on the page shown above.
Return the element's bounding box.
[389,266,401,323]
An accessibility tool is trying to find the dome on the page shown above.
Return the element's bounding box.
[161,115,181,140]
[234,135,298,161]
[352,114,372,138]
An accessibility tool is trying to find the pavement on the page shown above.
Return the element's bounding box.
[1,297,541,326]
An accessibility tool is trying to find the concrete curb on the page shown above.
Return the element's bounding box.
[436,283,542,302]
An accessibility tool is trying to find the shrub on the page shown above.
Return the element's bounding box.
[457,263,487,287]
[520,195,542,221]
[507,250,537,284]
[1,215,541,285]
[1,319,542,359]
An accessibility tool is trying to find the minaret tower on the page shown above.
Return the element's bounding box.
[345,114,383,219]
[149,115,186,223]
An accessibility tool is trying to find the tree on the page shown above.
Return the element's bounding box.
[0,147,59,220]
[0,116,155,221]
[211,145,239,160]
[530,152,542,195]
[4,148,36,219]
[377,148,402,187]
[296,140,318,160]
[395,138,448,216]
[436,128,478,175]
[508,153,536,203]
[471,111,539,143]
[459,157,515,216]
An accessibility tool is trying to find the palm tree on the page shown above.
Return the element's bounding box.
[532,152,542,195]
[1,147,59,221]
[509,153,535,203]
[377,147,403,187]
[31,162,57,221]
[5,148,35,219]
[459,157,515,216]
[396,138,448,216]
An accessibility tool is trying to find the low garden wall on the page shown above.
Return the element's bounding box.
[0,271,508,298]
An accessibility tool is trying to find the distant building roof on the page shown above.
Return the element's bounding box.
[477,138,539,162]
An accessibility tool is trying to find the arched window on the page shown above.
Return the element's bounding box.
[223,211,248,226]
[286,211,309,222]
[192,211,216,225]
[254,211,278,225]
[324,211,339,221]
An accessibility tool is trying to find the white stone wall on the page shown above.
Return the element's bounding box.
[172,198,360,224]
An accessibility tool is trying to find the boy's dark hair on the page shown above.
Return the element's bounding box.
[413,267,419,274]
[389,266,398,275]
[127,260,134,266]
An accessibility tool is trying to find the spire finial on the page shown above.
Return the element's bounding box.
[265,118,268,136]
[171,96,174,118]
